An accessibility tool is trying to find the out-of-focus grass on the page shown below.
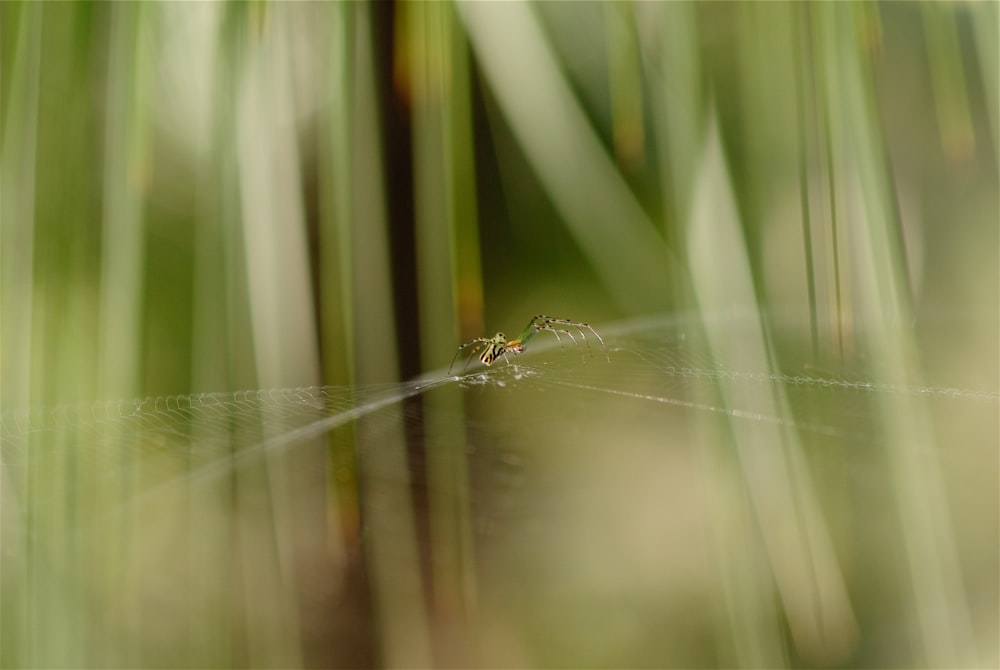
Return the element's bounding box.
[1,2,996,667]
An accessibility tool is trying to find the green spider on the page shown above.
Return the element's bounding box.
[448,314,609,375]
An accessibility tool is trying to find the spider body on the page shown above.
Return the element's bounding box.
[448,315,608,375]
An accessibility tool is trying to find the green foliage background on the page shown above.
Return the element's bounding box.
[1,2,996,667]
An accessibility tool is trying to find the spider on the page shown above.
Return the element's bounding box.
[448,314,609,375]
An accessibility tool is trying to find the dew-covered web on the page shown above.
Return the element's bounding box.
[2,313,997,667]
[1,381,437,477]
[0,376,460,532]
[2,312,996,550]
[521,315,997,448]
[3,314,993,464]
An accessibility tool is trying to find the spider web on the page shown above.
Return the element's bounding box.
[1,312,997,667]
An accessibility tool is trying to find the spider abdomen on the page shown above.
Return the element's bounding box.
[480,340,507,366]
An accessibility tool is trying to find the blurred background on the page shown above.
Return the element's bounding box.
[1,2,997,667]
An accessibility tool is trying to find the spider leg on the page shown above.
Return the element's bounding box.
[530,317,586,358]
[465,344,487,372]
[540,326,583,358]
[577,323,609,361]
[570,325,596,357]
[449,338,490,375]
[501,346,516,367]
[554,327,578,348]
[537,316,610,362]
[517,316,572,348]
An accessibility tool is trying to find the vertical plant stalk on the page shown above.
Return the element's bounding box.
[794,4,820,359]
[823,4,978,665]
[409,3,479,662]
[0,4,43,667]
[95,3,154,663]
[233,7,323,666]
[970,2,998,154]
[637,1,702,309]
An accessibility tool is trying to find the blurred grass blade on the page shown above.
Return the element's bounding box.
[0,5,43,665]
[458,2,674,315]
[359,411,434,667]
[636,1,703,306]
[688,115,859,664]
[921,3,976,162]
[823,4,979,664]
[236,8,318,390]
[92,3,153,663]
[188,10,253,659]
[794,4,820,357]
[322,3,433,665]
[99,2,151,399]
[604,2,645,172]
[406,2,479,660]
[0,2,42,413]
[232,8,322,666]
[970,1,998,154]
[322,0,358,388]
